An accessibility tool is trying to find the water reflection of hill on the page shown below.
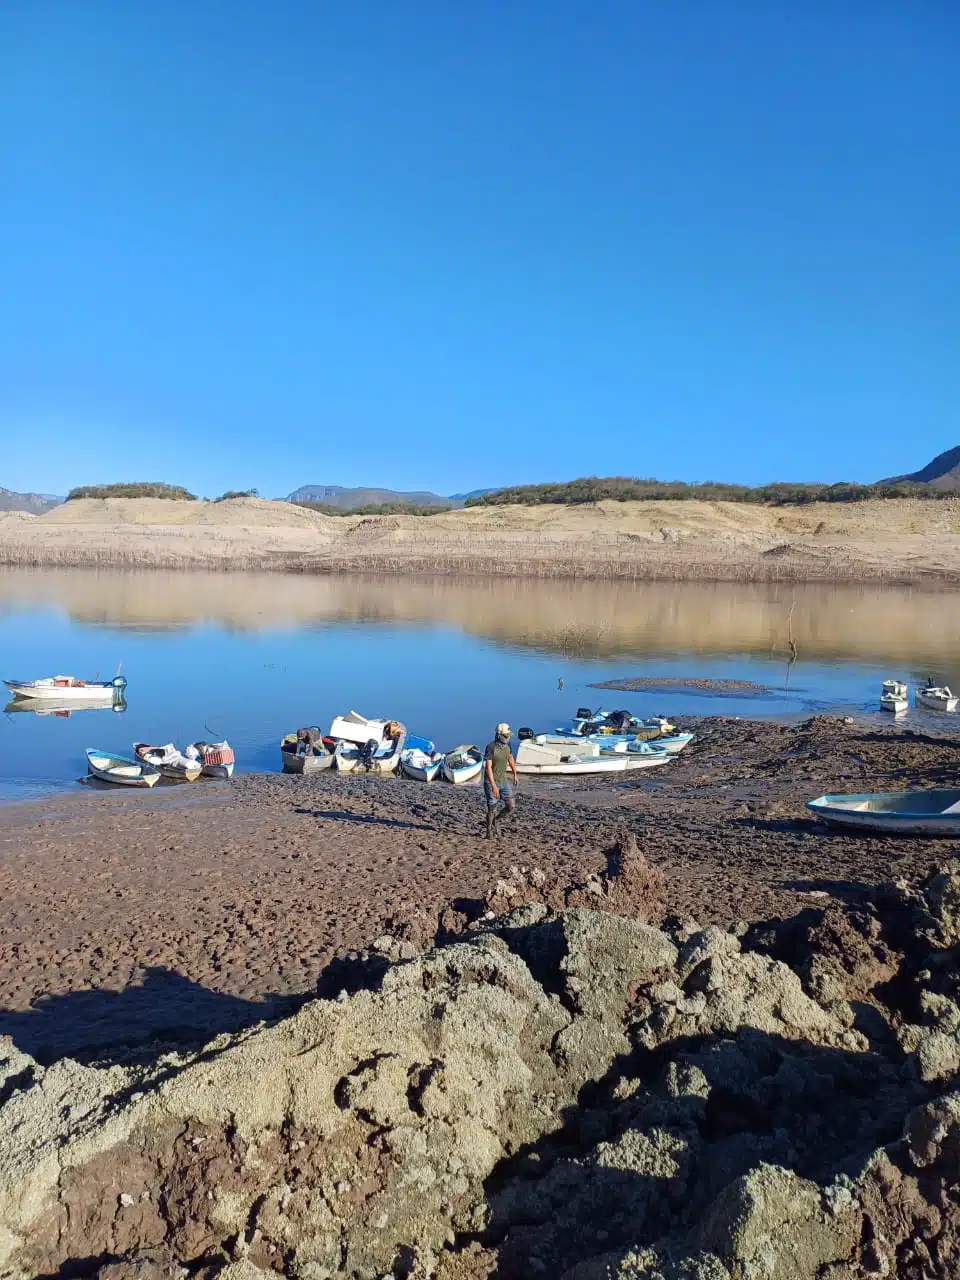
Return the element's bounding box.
[1,568,959,668]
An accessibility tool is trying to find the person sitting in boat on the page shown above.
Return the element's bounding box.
[483,722,519,840]
[296,726,322,755]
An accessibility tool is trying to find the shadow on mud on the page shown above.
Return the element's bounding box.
[0,968,301,1067]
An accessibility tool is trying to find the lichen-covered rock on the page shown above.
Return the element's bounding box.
[923,860,960,946]
[3,875,960,1280]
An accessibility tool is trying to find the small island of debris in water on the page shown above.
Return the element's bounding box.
[591,675,776,696]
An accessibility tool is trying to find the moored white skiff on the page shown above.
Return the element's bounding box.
[6,675,127,702]
[807,789,960,836]
[86,748,160,788]
[880,679,908,714]
[916,685,958,713]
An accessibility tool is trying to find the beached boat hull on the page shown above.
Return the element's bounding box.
[517,756,628,776]
[335,731,406,774]
[401,748,444,782]
[442,745,483,785]
[188,741,236,778]
[516,739,628,775]
[86,749,160,788]
[6,675,127,702]
[281,732,333,773]
[807,789,960,835]
[621,755,673,771]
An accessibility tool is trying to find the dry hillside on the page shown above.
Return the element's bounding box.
[2,494,960,582]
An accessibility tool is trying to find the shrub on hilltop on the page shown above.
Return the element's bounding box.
[464,476,947,508]
[66,482,198,501]
[214,488,259,501]
[293,500,449,516]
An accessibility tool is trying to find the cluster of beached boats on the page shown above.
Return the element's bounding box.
[880,678,958,715]
[282,708,695,781]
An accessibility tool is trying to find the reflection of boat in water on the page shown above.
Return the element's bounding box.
[5,674,128,702]
[4,695,127,717]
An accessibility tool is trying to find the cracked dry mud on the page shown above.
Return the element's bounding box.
[2,844,960,1279]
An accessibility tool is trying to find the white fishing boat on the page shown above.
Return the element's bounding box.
[916,682,958,713]
[622,755,674,771]
[335,726,406,774]
[86,748,160,788]
[328,711,391,745]
[807,789,960,836]
[281,730,334,774]
[134,743,203,782]
[515,739,629,776]
[401,747,444,782]
[558,711,676,740]
[442,745,484,785]
[880,680,908,714]
[5,674,127,702]
[542,731,693,756]
[185,740,236,779]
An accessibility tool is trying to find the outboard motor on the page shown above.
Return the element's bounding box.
[358,738,379,770]
[517,727,535,741]
[576,707,593,720]
[112,676,128,691]
[608,710,631,731]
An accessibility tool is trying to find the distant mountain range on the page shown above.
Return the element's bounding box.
[0,487,63,514]
[286,484,498,509]
[881,446,960,491]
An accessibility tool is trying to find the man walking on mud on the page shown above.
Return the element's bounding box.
[483,722,519,839]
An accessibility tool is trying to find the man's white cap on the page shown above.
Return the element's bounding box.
[496,722,511,736]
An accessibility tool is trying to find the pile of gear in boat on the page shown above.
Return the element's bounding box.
[282,707,695,781]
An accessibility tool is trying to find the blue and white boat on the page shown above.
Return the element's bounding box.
[807,789,960,836]
[401,747,444,782]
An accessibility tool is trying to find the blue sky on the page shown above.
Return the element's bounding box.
[1,2,956,498]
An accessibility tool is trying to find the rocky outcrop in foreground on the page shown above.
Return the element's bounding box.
[2,858,960,1279]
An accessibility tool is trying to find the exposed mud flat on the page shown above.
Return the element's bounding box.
[2,840,960,1279]
[3,716,960,1069]
[590,677,775,696]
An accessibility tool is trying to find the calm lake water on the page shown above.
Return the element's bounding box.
[2,568,959,801]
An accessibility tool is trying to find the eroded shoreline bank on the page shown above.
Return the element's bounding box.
[3,494,960,583]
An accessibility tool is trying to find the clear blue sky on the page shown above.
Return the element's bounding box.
[1,2,956,498]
